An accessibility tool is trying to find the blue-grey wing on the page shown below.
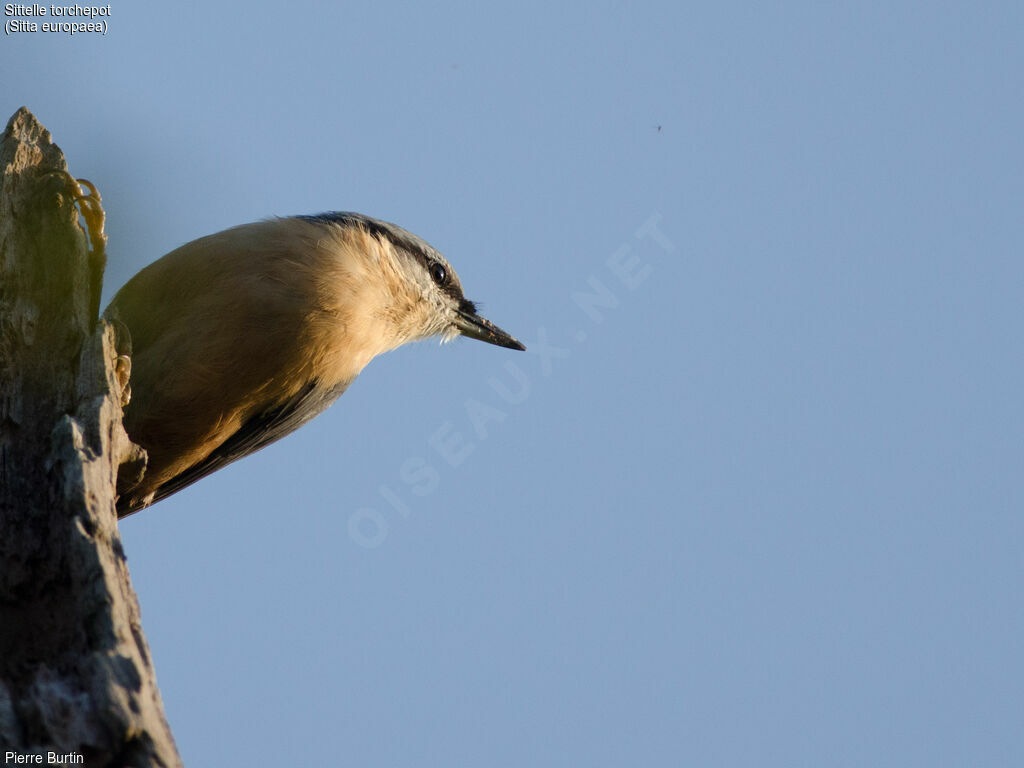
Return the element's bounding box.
[118,378,350,515]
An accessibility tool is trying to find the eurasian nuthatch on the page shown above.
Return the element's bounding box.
[106,212,524,517]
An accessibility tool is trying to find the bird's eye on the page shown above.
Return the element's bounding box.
[430,263,448,285]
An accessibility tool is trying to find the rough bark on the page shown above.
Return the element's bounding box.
[0,108,181,766]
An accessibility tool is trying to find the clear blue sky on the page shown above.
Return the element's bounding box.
[5,2,1023,765]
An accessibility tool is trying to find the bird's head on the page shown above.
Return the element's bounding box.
[296,212,525,352]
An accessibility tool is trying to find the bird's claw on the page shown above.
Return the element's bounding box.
[115,355,132,407]
[71,177,107,256]
[108,317,133,408]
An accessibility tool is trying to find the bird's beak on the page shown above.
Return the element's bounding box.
[454,306,526,350]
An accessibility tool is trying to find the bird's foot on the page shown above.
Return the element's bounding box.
[70,177,107,256]
[109,317,133,407]
[41,171,107,254]
[115,355,132,407]
[41,172,108,322]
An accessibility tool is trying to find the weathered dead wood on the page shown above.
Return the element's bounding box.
[0,107,180,766]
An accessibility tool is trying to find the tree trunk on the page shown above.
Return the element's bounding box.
[0,108,181,766]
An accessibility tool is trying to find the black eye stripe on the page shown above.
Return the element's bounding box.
[295,212,468,302]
